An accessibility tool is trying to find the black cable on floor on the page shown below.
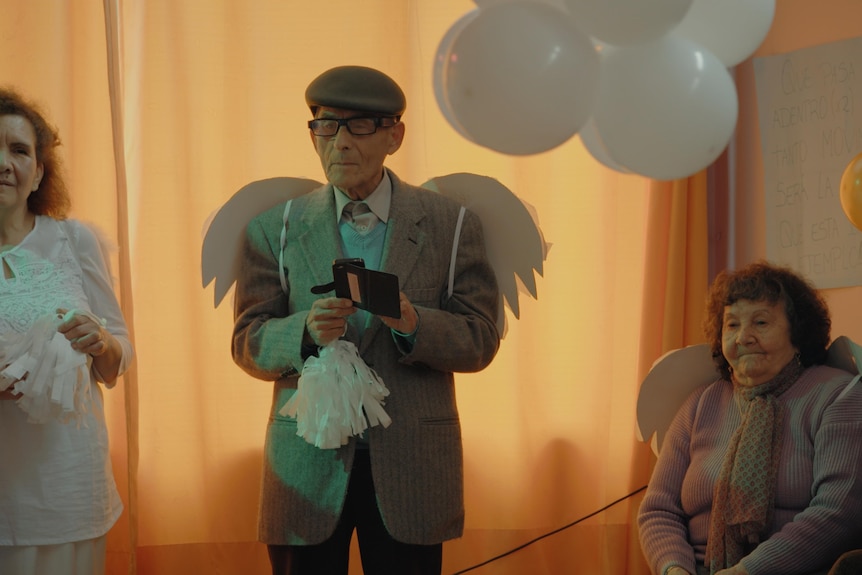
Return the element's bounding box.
[450,484,648,575]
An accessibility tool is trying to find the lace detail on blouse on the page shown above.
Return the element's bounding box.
[0,227,88,338]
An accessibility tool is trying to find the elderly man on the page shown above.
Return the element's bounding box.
[232,65,501,575]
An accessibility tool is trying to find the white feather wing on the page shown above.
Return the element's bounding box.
[637,344,719,456]
[421,173,549,336]
[201,177,322,307]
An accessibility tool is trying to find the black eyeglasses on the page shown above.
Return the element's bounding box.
[308,116,399,137]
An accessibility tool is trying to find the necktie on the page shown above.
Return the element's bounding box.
[342,201,379,235]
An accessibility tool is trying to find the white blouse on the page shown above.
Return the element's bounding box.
[0,216,133,545]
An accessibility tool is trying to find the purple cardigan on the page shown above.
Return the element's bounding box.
[638,365,862,575]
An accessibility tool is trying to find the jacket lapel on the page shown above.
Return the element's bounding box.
[360,172,425,352]
[297,185,343,290]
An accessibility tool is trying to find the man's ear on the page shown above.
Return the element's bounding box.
[387,121,405,155]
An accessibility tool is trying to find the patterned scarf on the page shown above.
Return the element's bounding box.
[705,358,803,574]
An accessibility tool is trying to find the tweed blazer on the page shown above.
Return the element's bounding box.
[232,169,501,546]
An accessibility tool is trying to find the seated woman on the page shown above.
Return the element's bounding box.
[638,261,862,575]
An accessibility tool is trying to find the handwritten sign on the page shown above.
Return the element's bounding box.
[754,37,862,288]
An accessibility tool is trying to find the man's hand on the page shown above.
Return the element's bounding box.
[379,292,418,335]
[305,297,356,347]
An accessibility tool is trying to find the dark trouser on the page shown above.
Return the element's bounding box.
[267,449,443,575]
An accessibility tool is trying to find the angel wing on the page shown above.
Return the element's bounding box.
[421,173,550,336]
[826,335,862,375]
[202,172,550,336]
[637,336,862,455]
[636,344,718,456]
[827,335,862,400]
[201,177,323,307]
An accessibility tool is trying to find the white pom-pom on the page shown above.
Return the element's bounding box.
[0,314,91,424]
[281,340,391,449]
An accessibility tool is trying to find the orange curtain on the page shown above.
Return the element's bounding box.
[0,1,714,574]
[630,172,711,575]
[0,1,139,572]
[640,173,710,368]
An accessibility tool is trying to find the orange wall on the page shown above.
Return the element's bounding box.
[734,0,862,343]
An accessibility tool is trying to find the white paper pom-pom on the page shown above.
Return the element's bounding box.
[0,313,92,424]
[280,340,391,449]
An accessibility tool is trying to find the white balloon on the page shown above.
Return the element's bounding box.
[578,117,630,173]
[433,9,479,139]
[592,35,738,180]
[445,1,600,155]
[673,0,775,67]
[563,0,693,46]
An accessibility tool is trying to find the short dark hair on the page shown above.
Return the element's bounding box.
[0,86,70,218]
[703,260,831,380]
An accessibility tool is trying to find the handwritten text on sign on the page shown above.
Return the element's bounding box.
[754,37,862,288]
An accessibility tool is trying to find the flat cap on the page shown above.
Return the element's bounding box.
[305,65,406,116]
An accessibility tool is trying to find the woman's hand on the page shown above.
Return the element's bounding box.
[0,364,21,400]
[56,308,123,383]
[56,308,109,356]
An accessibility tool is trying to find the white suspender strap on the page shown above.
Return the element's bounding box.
[837,373,862,401]
[448,206,466,301]
[279,200,293,294]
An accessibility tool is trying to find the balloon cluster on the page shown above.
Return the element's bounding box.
[434,0,775,180]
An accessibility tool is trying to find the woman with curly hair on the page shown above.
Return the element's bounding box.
[0,87,133,575]
[638,261,862,575]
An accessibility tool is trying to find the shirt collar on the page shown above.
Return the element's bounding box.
[333,169,392,224]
